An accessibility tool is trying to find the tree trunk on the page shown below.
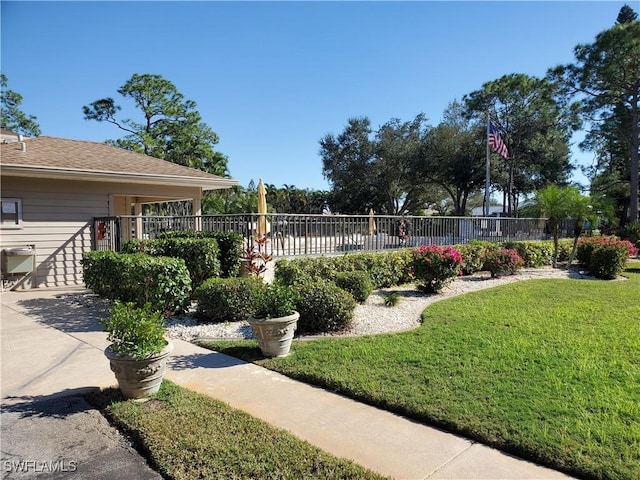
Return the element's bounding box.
[629,84,639,222]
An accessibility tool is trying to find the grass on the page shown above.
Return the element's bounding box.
[87,381,387,480]
[201,263,640,480]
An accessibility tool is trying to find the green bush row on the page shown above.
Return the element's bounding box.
[81,251,191,314]
[158,231,244,278]
[194,277,264,323]
[123,238,220,290]
[193,276,356,335]
[274,250,414,289]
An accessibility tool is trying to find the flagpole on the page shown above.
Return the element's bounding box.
[484,112,491,216]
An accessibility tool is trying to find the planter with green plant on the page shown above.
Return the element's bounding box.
[102,301,173,399]
[247,283,299,358]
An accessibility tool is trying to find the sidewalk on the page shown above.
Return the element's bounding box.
[1,287,575,479]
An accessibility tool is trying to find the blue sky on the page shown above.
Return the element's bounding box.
[1,1,629,191]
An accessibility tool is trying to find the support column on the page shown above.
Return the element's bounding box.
[193,193,202,232]
[134,201,143,240]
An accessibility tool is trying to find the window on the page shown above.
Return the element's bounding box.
[1,198,23,229]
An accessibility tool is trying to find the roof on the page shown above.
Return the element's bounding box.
[0,136,237,190]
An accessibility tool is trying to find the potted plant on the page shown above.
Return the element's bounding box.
[247,282,299,358]
[101,301,173,399]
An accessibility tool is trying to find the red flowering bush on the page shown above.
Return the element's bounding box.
[576,236,637,279]
[577,236,638,266]
[411,245,463,293]
[482,248,524,278]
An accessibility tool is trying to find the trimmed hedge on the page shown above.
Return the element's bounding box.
[273,259,312,286]
[274,250,413,289]
[294,278,356,335]
[81,251,191,314]
[123,238,220,290]
[589,245,629,280]
[502,241,553,268]
[159,231,244,278]
[453,241,496,274]
[334,271,374,303]
[194,277,264,323]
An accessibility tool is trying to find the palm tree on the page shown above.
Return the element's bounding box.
[530,185,594,268]
[530,185,570,268]
[565,189,597,266]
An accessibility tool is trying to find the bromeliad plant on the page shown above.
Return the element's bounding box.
[411,245,463,293]
[483,248,524,278]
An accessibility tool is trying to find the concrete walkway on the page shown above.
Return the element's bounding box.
[1,287,576,479]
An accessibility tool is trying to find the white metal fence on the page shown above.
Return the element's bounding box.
[94,214,556,256]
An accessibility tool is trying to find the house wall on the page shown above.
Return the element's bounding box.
[1,175,201,289]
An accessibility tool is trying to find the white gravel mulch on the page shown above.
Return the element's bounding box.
[164,266,597,342]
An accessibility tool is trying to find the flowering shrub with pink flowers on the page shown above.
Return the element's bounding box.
[576,236,638,279]
[411,245,463,293]
[482,248,524,278]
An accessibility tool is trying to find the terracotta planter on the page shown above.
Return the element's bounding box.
[104,342,173,399]
[247,311,299,358]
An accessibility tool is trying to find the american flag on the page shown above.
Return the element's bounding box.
[489,121,509,159]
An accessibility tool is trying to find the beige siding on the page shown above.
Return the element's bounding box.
[1,176,201,289]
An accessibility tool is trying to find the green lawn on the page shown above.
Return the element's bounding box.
[88,381,387,480]
[202,264,640,480]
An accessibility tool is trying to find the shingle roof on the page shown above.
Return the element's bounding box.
[1,136,237,190]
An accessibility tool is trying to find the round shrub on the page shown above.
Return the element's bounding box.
[294,278,356,335]
[194,277,264,323]
[334,271,373,303]
[589,244,629,280]
[577,236,638,267]
[274,259,313,286]
[411,245,463,293]
[482,248,524,278]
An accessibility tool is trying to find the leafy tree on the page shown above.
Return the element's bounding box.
[319,117,378,214]
[0,74,41,137]
[264,184,330,214]
[617,4,638,24]
[464,73,579,216]
[83,73,228,176]
[320,115,432,215]
[373,114,431,215]
[419,102,486,216]
[549,19,640,223]
[204,182,330,215]
[202,181,257,214]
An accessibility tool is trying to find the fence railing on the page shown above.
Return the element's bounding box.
[94,214,555,257]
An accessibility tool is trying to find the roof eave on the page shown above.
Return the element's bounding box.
[0,165,238,190]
